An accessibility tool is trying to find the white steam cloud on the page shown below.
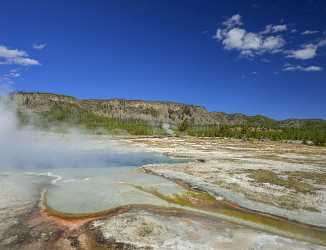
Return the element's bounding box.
[0,88,170,170]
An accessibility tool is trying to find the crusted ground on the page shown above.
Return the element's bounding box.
[90,209,326,250]
[126,137,326,227]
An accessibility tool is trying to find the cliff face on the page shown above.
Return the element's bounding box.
[13,92,216,126]
[14,92,77,113]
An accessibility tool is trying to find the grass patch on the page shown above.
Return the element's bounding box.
[167,190,218,208]
[247,169,315,193]
[285,171,326,186]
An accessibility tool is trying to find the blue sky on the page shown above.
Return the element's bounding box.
[0,0,325,119]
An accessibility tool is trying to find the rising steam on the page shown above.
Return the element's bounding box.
[0,88,167,171]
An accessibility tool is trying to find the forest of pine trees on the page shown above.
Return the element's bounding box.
[185,124,326,146]
[16,103,326,146]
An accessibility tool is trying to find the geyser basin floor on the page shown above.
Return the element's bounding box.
[129,137,326,227]
[2,133,326,249]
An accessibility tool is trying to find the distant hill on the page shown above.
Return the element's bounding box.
[12,91,325,127]
[10,91,326,145]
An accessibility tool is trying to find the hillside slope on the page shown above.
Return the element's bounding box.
[10,91,326,144]
[14,91,324,127]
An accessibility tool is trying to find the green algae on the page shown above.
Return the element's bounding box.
[132,185,326,246]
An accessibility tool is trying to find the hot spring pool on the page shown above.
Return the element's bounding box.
[44,167,184,214]
[21,137,189,215]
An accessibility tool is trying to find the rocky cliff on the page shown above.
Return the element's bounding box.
[13,92,216,126]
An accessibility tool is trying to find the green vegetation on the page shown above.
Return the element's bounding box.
[15,99,326,143]
[246,169,315,193]
[177,119,190,132]
[184,123,326,146]
[19,104,159,135]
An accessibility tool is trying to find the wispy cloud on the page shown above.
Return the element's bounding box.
[6,69,21,78]
[214,15,286,57]
[0,45,40,66]
[287,44,317,60]
[282,64,323,72]
[33,43,47,50]
[260,24,287,34]
[301,30,319,35]
[0,68,23,84]
[318,38,326,47]
[222,14,243,29]
[215,13,326,78]
[287,38,326,60]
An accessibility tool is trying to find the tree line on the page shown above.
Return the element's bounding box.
[182,123,326,146]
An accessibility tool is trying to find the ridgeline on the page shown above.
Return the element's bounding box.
[12,92,326,145]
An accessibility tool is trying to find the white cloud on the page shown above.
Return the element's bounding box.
[283,64,323,72]
[6,69,21,78]
[287,37,326,60]
[218,28,285,56]
[214,29,223,40]
[261,24,287,34]
[287,44,317,60]
[0,46,27,58]
[215,14,326,65]
[222,14,243,29]
[215,15,286,57]
[301,30,319,35]
[242,32,262,50]
[240,50,255,57]
[0,68,22,84]
[318,38,326,47]
[33,43,47,50]
[222,28,246,49]
[0,45,40,66]
[304,66,323,71]
[11,57,40,66]
[262,36,285,51]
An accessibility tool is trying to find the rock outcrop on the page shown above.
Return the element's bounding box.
[13,92,216,126]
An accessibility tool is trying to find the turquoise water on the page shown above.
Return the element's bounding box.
[2,132,187,214]
[26,139,188,214]
[45,167,184,214]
